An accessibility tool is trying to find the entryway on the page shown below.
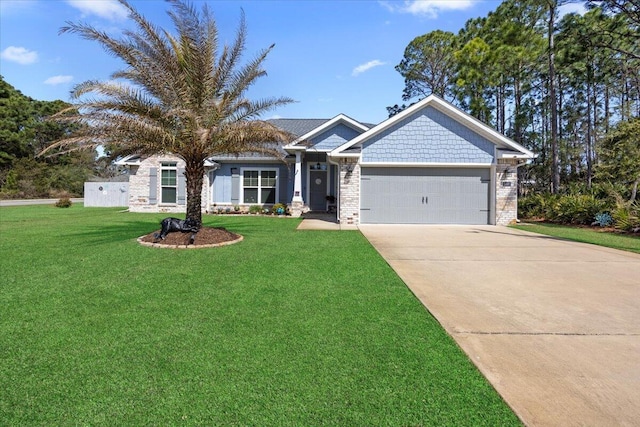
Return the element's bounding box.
[308,168,327,211]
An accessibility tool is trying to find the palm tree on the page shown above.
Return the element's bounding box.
[42,0,293,227]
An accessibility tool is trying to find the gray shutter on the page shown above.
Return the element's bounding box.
[231,168,240,204]
[149,167,157,204]
[177,168,186,205]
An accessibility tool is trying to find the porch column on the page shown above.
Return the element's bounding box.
[293,151,303,202]
[290,151,305,217]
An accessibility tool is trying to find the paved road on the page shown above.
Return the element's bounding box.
[0,198,83,207]
[359,224,640,427]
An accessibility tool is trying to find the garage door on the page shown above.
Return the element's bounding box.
[360,167,490,224]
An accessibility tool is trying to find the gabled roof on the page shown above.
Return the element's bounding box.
[330,95,535,159]
[285,114,370,150]
[267,118,330,138]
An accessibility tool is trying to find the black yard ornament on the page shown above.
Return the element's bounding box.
[154,217,200,244]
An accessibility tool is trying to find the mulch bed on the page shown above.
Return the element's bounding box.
[138,226,242,248]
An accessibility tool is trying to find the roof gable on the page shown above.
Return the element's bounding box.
[331,95,534,159]
[286,114,369,151]
[360,106,495,164]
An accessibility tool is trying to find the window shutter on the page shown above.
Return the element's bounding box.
[231,168,240,204]
[149,167,157,204]
[177,168,186,205]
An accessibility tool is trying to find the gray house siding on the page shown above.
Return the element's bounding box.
[362,106,494,164]
[210,162,291,205]
[311,123,363,151]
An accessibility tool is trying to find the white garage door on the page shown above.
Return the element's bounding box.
[360,167,491,224]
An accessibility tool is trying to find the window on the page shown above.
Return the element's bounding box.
[242,169,277,204]
[161,162,177,204]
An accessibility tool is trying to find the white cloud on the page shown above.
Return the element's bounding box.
[44,75,74,85]
[352,60,386,77]
[66,0,128,21]
[380,0,477,18]
[1,46,38,64]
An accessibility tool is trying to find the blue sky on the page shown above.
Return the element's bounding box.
[0,0,586,124]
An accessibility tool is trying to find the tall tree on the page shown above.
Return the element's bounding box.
[596,118,640,201]
[43,0,293,226]
[454,37,494,124]
[546,0,561,193]
[586,0,640,60]
[394,30,458,102]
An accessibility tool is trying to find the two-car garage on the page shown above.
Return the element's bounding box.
[359,167,491,225]
[330,95,535,226]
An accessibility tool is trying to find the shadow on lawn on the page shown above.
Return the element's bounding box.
[67,220,161,246]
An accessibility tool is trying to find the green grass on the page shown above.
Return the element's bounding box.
[512,222,640,254]
[0,205,520,426]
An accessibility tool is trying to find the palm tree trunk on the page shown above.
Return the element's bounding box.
[184,157,205,227]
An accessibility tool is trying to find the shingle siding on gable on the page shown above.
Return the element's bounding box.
[311,124,363,151]
[362,106,495,163]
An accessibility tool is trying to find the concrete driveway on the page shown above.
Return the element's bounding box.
[359,225,640,427]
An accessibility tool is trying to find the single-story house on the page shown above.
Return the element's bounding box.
[116,95,535,226]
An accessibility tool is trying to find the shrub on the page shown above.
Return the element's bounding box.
[55,197,72,208]
[519,193,564,220]
[249,205,262,214]
[271,203,288,215]
[553,194,607,224]
[519,192,609,224]
[593,212,613,227]
[612,200,640,232]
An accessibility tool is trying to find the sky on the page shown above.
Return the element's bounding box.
[0,0,587,125]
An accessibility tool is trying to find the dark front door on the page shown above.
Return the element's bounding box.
[309,169,327,211]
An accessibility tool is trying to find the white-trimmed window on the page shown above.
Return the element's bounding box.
[242,168,277,204]
[160,162,178,204]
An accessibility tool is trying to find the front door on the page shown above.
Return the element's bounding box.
[309,169,327,211]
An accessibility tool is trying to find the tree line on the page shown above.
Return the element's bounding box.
[0,76,120,199]
[390,0,639,201]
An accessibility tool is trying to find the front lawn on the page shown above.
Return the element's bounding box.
[0,205,519,425]
[512,222,640,254]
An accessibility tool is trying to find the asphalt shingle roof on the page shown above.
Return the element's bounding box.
[267,118,331,137]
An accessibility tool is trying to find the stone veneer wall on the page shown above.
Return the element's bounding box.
[338,159,360,225]
[128,155,209,213]
[495,159,519,225]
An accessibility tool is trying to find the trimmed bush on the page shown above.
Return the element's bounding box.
[55,197,72,208]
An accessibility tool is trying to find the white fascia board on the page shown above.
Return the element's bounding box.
[497,151,533,160]
[328,152,361,159]
[288,114,370,148]
[114,154,142,166]
[284,145,306,151]
[360,162,491,168]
